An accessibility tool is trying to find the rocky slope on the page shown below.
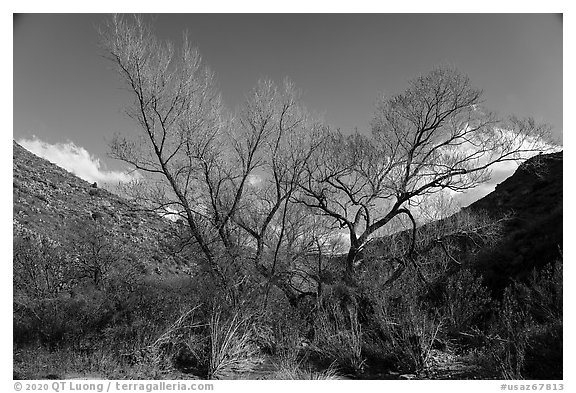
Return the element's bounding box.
[361,151,563,292]
[466,151,563,290]
[13,140,184,273]
[468,152,562,222]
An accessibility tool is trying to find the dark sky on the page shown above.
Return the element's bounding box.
[13,13,562,197]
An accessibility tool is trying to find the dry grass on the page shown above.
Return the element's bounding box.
[312,303,365,373]
[269,360,341,380]
[13,345,179,380]
[375,298,443,373]
[143,306,205,371]
[208,308,262,379]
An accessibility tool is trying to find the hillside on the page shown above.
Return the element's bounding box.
[361,151,563,293]
[13,141,184,274]
[466,152,563,290]
[468,152,562,222]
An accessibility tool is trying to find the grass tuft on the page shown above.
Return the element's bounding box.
[208,308,262,379]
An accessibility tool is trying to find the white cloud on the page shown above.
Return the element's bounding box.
[161,206,182,222]
[247,173,263,186]
[444,127,560,207]
[454,160,520,207]
[17,137,140,185]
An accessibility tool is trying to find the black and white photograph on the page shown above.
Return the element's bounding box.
[12,11,564,385]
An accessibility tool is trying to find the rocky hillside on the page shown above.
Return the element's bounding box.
[13,141,184,274]
[466,151,563,290]
[361,151,563,293]
[468,152,562,222]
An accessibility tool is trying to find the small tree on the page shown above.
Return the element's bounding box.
[299,67,553,284]
[13,235,70,299]
[67,220,127,289]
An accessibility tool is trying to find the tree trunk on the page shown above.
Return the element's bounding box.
[344,246,360,286]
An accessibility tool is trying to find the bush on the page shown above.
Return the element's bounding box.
[376,296,442,373]
[13,235,71,299]
[497,285,532,379]
[14,289,115,347]
[441,268,495,335]
[138,306,207,373]
[522,259,562,323]
[523,322,562,379]
[478,259,562,380]
[312,300,365,374]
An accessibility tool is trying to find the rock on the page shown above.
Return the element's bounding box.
[91,211,104,220]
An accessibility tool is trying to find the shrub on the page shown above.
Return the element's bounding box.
[14,289,115,347]
[377,297,442,373]
[523,321,562,379]
[13,235,71,299]
[495,260,562,379]
[522,259,562,323]
[364,263,442,373]
[312,299,365,374]
[463,258,562,380]
[483,284,532,379]
[442,268,495,335]
[141,306,207,373]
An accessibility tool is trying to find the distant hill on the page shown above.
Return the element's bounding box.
[13,141,186,274]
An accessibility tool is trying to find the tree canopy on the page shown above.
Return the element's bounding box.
[99,15,554,301]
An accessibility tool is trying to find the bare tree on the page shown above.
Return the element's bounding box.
[228,79,328,302]
[100,16,553,299]
[13,235,70,299]
[299,67,553,285]
[100,16,295,295]
[99,16,325,305]
[100,15,231,288]
[68,220,129,289]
